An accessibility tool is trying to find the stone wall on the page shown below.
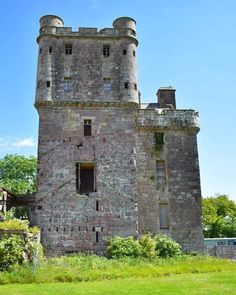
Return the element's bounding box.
[32,106,138,255]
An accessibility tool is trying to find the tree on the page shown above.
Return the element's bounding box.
[202,195,236,238]
[0,154,37,194]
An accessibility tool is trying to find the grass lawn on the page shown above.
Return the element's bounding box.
[0,272,236,295]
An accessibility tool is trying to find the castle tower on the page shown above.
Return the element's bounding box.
[33,16,203,255]
[34,16,139,255]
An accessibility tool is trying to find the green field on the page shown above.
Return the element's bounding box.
[0,255,236,294]
[0,272,236,295]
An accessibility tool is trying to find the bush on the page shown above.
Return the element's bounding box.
[0,235,24,271]
[154,235,182,258]
[0,219,29,231]
[139,234,157,258]
[107,236,141,258]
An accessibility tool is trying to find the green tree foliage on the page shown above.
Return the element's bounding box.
[0,154,37,194]
[202,195,236,238]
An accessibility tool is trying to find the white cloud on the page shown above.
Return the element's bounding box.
[12,137,36,148]
[0,136,37,157]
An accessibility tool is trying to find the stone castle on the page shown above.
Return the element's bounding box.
[31,15,204,255]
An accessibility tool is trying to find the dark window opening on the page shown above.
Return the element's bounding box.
[156,161,166,187]
[103,45,110,57]
[133,50,136,57]
[123,49,127,55]
[159,203,169,229]
[96,231,99,243]
[154,132,164,150]
[37,81,40,89]
[84,119,92,136]
[124,82,129,89]
[92,227,95,232]
[39,48,42,54]
[49,46,52,53]
[38,206,42,210]
[46,81,50,87]
[134,83,137,90]
[76,163,96,194]
[96,200,99,211]
[65,44,72,54]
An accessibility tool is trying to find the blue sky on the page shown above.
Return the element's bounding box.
[0,0,235,201]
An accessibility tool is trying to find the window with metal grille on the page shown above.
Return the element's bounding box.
[156,161,166,186]
[159,203,169,229]
[63,77,72,92]
[84,119,92,136]
[65,44,72,54]
[103,45,110,57]
[76,163,96,194]
[103,78,111,92]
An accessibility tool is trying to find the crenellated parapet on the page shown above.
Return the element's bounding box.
[37,15,138,45]
[136,109,200,132]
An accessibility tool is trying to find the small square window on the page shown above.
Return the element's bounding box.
[84,119,92,136]
[103,78,111,92]
[65,44,72,54]
[103,45,110,57]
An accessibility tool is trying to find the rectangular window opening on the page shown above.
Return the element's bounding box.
[156,160,166,187]
[134,83,137,90]
[76,162,96,194]
[123,49,127,55]
[96,231,99,243]
[124,82,129,89]
[103,45,110,57]
[155,132,164,149]
[63,77,72,92]
[103,78,111,92]
[96,200,99,211]
[84,119,92,136]
[46,81,50,88]
[133,50,136,57]
[159,203,169,229]
[49,46,52,53]
[65,44,72,54]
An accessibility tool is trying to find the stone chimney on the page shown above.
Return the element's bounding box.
[157,86,176,109]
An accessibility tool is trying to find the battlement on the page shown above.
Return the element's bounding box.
[136,109,200,132]
[38,15,137,44]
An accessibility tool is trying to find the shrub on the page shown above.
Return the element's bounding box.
[139,234,157,258]
[154,235,182,258]
[0,235,24,271]
[107,236,141,258]
[0,219,29,231]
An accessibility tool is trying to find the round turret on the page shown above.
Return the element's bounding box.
[39,15,64,30]
[113,17,136,35]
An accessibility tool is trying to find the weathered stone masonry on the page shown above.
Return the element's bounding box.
[31,15,204,255]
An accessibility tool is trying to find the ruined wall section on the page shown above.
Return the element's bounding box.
[135,109,204,252]
[33,106,138,255]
